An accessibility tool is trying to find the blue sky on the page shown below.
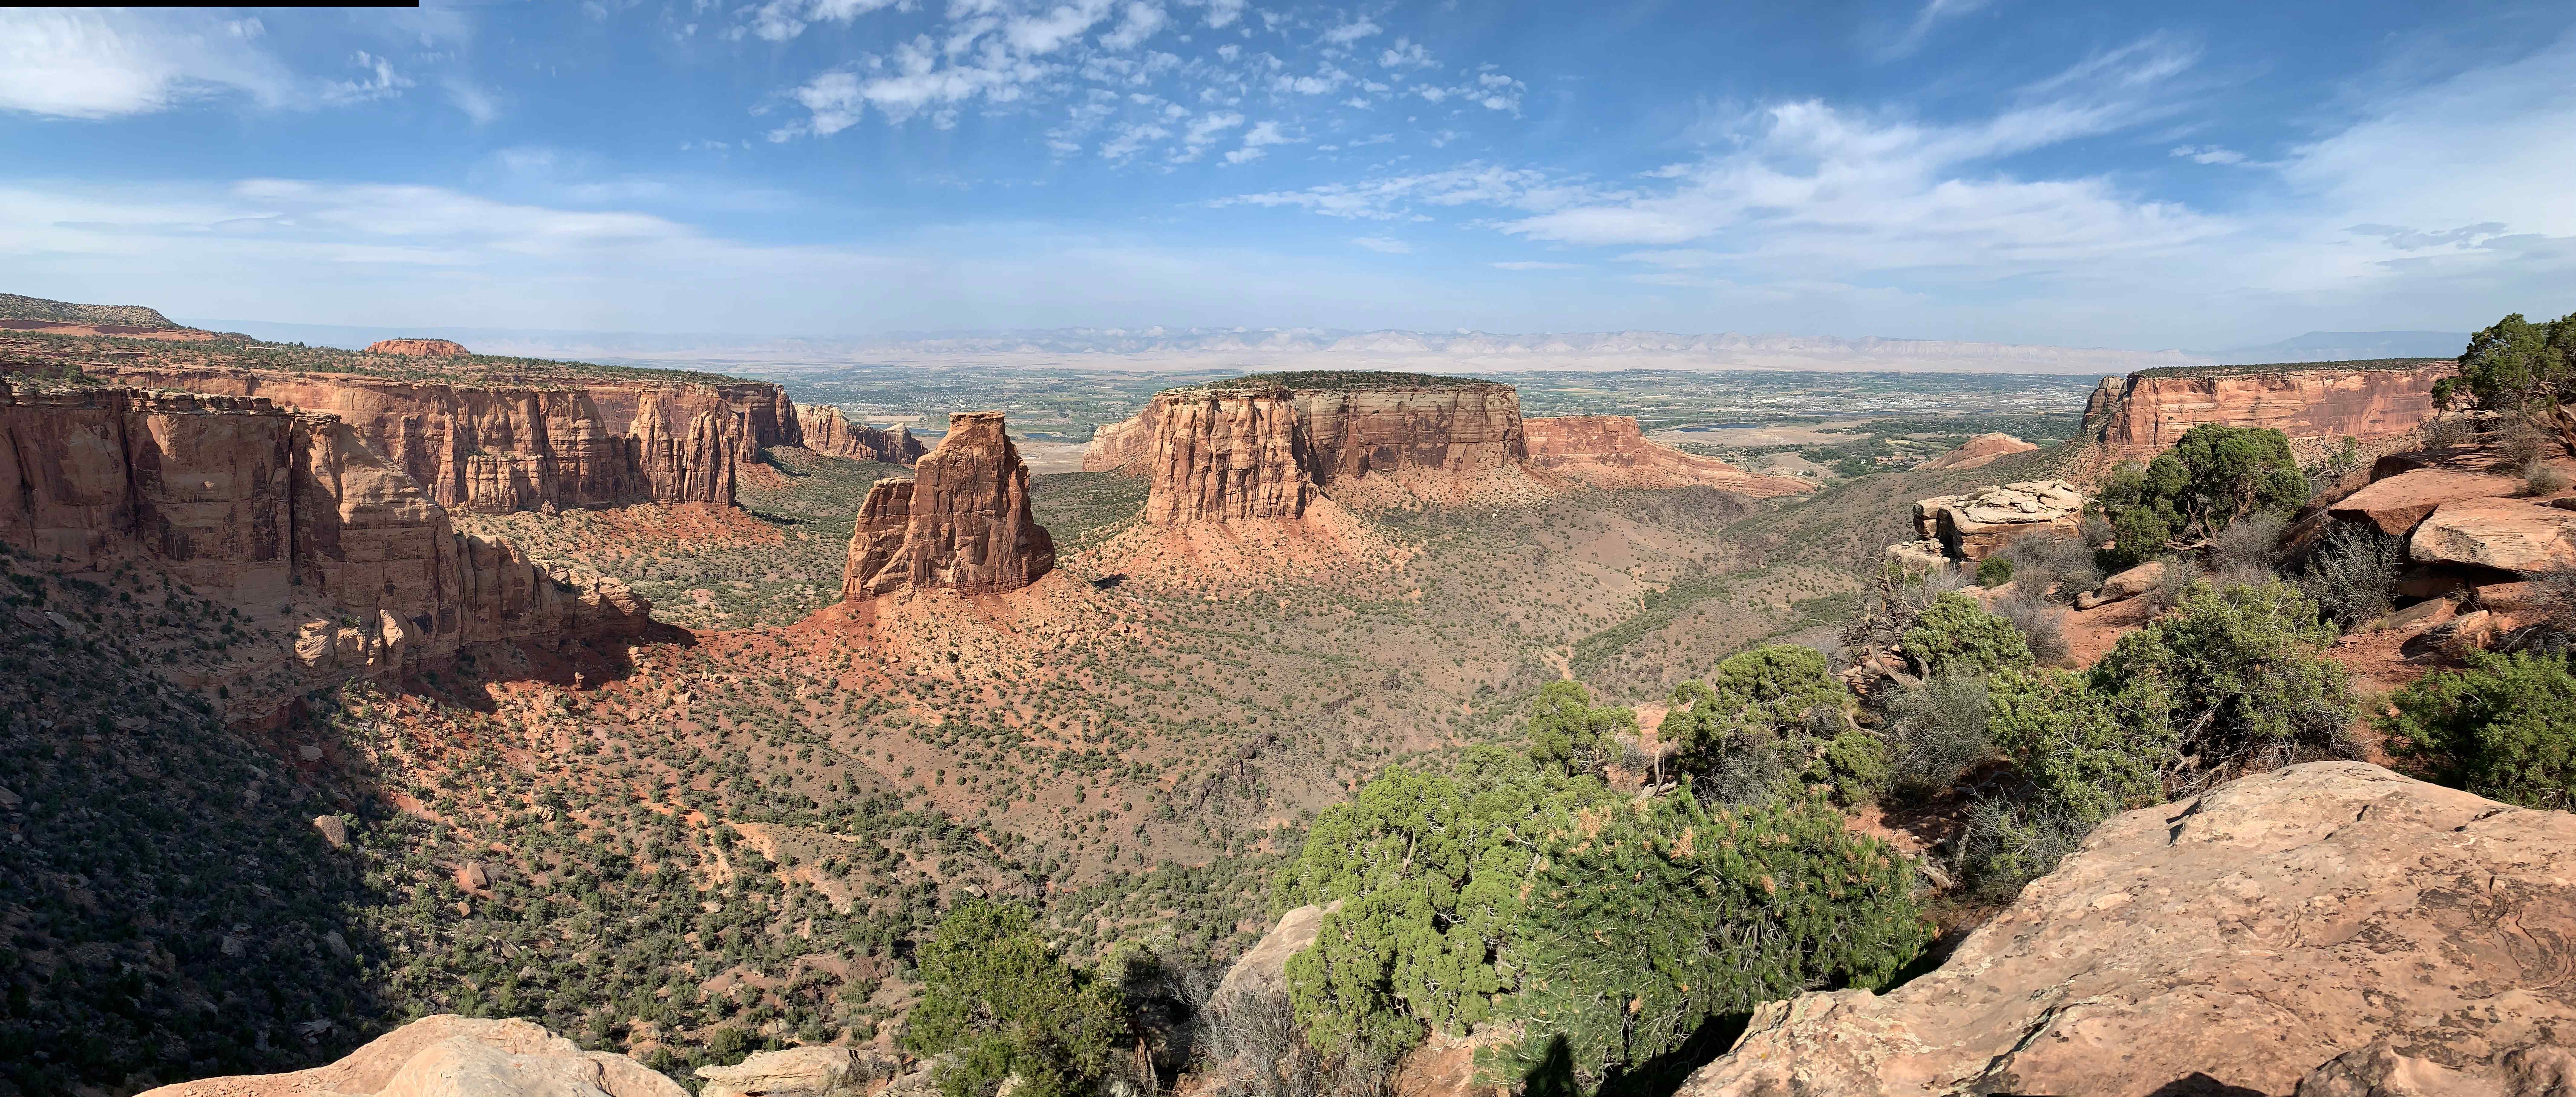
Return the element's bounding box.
[5,0,2573,349]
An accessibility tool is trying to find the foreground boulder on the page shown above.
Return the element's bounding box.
[697,1046,914,1097]
[1911,479,2087,561]
[141,1015,682,1097]
[1681,762,2576,1097]
[2410,497,2576,575]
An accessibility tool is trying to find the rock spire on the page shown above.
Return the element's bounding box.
[841,412,1055,597]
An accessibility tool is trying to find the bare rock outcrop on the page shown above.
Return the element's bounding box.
[799,404,924,465]
[2084,362,2450,458]
[1914,431,2039,471]
[141,1014,682,1097]
[364,338,470,358]
[1523,415,1812,496]
[2410,497,2576,575]
[1142,389,1316,524]
[1680,762,2576,1097]
[0,380,652,712]
[2329,468,2525,537]
[697,1046,909,1097]
[81,363,798,512]
[842,412,1054,597]
[1911,479,2087,561]
[1082,403,1161,472]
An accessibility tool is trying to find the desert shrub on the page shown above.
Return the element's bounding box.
[1990,587,2071,666]
[1505,793,1930,1085]
[2529,462,2570,497]
[2437,311,2575,425]
[2093,426,2309,570]
[2382,651,2576,810]
[1666,646,1885,806]
[2092,581,2360,788]
[1881,671,1993,797]
[906,900,1128,1097]
[1976,556,2014,588]
[2496,415,2553,469]
[2422,415,2476,450]
[2209,512,2289,577]
[1274,759,1611,1059]
[2000,532,2104,603]
[1901,593,2035,678]
[1524,680,1636,778]
[1196,973,1390,1097]
[2142,555,2202,612]
[1956,669,2173,895]
[2306,436,2365,490]
[2296,525,2405,630]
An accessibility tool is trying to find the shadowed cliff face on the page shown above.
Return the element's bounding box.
[841,411,1055,597]
[80,363,804,513]
[2083,363,2451,457]
[0,380,652,719]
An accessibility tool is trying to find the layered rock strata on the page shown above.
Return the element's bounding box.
[2084,362,2450,458]
[1681,762,2576,1097]
[142,1014,682,1097]
[1522,415,1812,496]
[77,363,797,512]
[799,403,924,465]
[1099,376,1807,525]
[0,380,650,691]
[363,337,469,357]
[1911,479,2087,561]
[842,412,1054,597]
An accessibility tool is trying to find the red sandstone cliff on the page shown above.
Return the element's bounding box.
[80,363,789,512]
[1523,415,1813,496]
[0,379,651,713]
[1143,390,1315,524]
[841,412,1054,597]
[1082,405,1160,472]
[364,338,469,357]
[799,404,925,465]
[2084,362,2450,457]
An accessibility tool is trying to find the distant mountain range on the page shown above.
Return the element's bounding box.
[174,317,2472,376]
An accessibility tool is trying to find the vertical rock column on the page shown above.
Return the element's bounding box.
[840,412,1056,597]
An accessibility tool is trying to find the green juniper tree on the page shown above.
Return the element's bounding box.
[905,900,1128,1097]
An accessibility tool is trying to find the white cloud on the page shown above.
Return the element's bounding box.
[1880,0,1990,60]
[1222,163,1607,219]
[1099,2,1168,50]
[322,50,412,106]
[1490,260,1583,270]
[445,80,501,125]
[1351,236,1409,252]
[746,0,904,43]
[1321,18,1381,46]
[1223,119,1295,164]
[2170,144,2248,166]
[0,9,296,119]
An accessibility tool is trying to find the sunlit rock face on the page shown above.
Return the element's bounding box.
[842,411,1055,597]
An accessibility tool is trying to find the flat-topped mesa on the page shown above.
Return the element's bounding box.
[75,362,795,513]
[841,412,1055,597]
[2084,360,2451,458]
[0,379,651,715]
[1082,404,1161,472]
[1143,388,1316,523]
[1522,415,1814,496]
[799,403,925,465]
[364,337,469,357]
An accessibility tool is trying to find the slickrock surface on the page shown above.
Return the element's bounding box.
[799,404,923,465]
[2410,497,2576,575]
[697,1045,911,1097]
[2329,468,2525,537]
[1913,431,2039,471]
[841,412,1054,597]
[1523,415,1813,496]
[1214,901,1340,1001]
[81,363,802,512]
[141,1015,682,1097]
[2083,362,2449,457]
[364,338,470,357]
[1911,479,2087,560]
[0,380,651,716]
[1681,762,2576,1097]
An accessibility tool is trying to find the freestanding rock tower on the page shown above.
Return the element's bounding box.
[840,412,1055,597]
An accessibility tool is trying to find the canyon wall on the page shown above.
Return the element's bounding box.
[1107,377,1810,525]
[364,338,469,357]
[841,412,1055,597]
[2084,361,2451,457]
[1082,404,1160,472]
[0,380,651,703]
[79,363,799,512]
[1522,415,1813,496]
[799,404,925,465]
